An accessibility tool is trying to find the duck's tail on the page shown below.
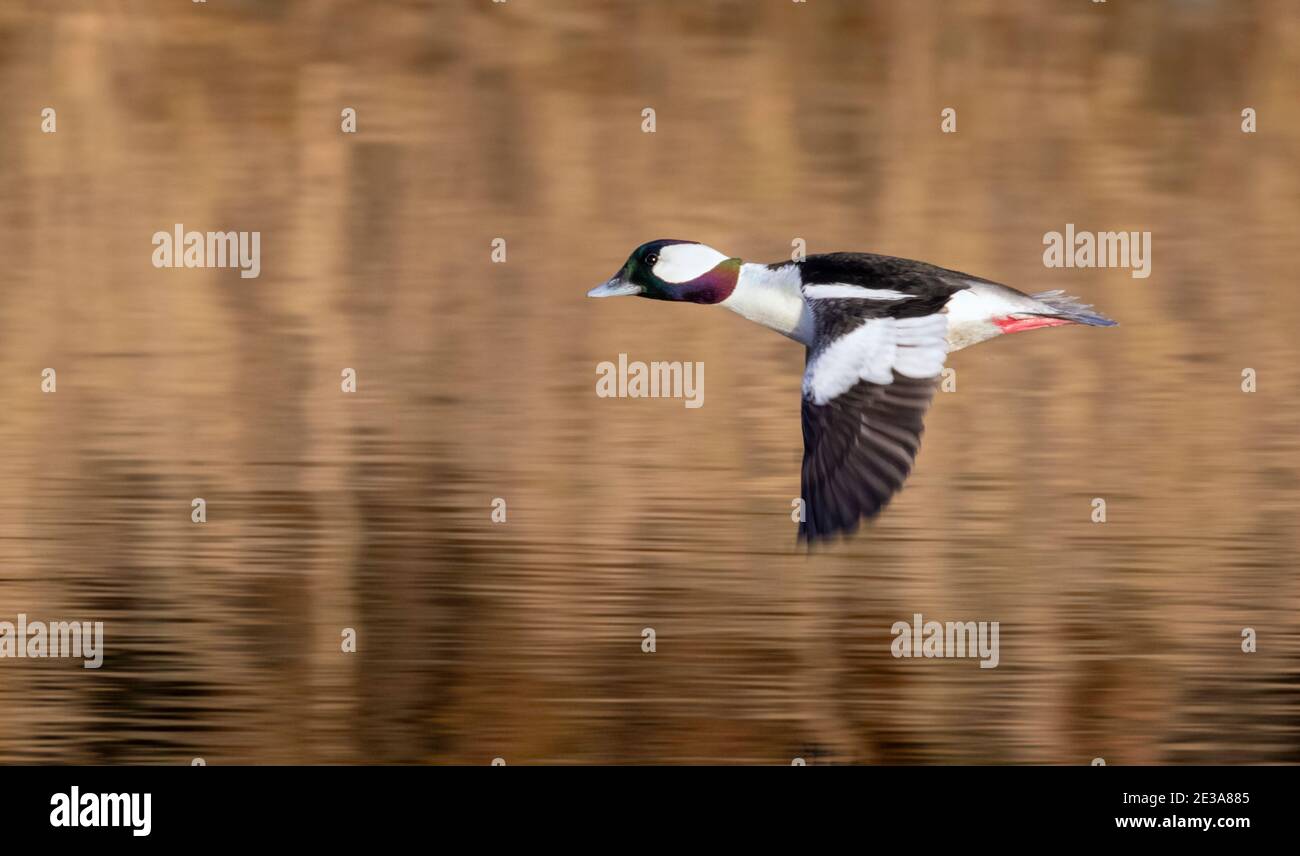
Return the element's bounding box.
[1031,289,1118,327]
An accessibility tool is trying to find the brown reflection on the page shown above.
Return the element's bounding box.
[0,0,1297,764]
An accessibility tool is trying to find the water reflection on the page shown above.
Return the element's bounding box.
[0,0,1296,764]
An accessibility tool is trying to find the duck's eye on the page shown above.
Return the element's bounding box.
[645,253,658,267]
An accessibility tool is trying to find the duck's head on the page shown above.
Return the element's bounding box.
[588,240,741,304]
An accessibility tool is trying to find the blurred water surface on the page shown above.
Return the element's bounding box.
[0,0,1298,763]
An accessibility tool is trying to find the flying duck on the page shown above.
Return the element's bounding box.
[588,240,1117,542]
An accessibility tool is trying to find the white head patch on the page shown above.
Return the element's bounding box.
[652,243,729,283]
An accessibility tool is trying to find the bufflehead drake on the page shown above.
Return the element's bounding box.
[589,239,1117,542]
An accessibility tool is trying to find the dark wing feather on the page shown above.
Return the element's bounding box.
[799,371,939,542]
[796,252,985,300]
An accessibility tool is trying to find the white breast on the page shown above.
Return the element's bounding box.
[721,263,815,345]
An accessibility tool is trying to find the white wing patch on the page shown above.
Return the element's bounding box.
[892,314,949,378]
[802,314,948,405]
[653,243,729,283]
[801,284,910,300]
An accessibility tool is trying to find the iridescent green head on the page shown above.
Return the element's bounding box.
[588,240,741,304]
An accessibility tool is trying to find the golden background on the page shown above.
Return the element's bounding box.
[0,0,1296,763]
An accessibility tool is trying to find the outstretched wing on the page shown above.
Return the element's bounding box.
[800,369,940,540]
[796,254,965,541]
